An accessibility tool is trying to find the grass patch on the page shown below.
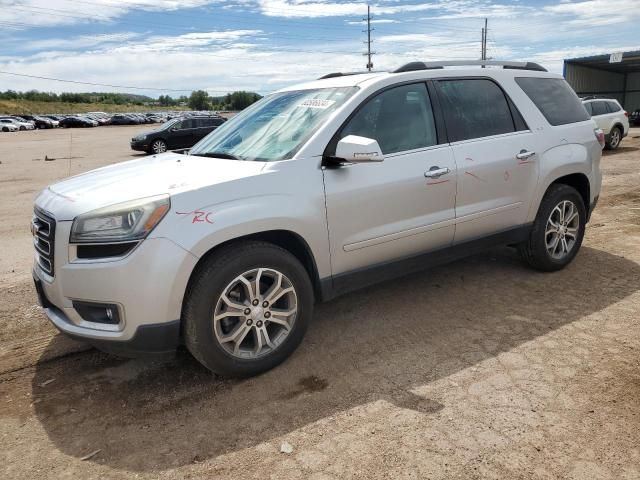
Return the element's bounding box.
[0,100,189,115]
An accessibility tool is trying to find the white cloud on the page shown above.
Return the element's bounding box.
[256,0,451,18]
[114,30,264,52]
[0,0,215,28]
[346,18,400,25]
[25,33,142,51]
[544,0,640,26]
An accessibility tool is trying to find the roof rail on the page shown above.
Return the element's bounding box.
[317,71,374,79]
[393,60,547,73]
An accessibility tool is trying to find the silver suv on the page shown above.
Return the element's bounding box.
[32,60,603,376]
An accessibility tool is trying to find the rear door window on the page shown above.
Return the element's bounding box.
[583,102,593,115]
[436,78,517,142]
[515,77,590,125]
[591,101,608,116]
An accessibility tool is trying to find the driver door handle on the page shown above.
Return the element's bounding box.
[424,166,450,179]
[516,150,536,160]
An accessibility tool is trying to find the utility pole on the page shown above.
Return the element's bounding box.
[481,27,485,60]
[363,5,375,71]
[482,18,488,61]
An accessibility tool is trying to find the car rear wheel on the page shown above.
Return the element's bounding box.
[183,241,313,377]
[151,139,167,154]
[518,184,586,272]
[606,126,622,150]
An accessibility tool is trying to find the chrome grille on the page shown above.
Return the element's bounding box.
[32,209,56,276]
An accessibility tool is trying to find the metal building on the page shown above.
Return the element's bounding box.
[564,50,640,111]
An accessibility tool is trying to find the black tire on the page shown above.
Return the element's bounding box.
[183,241,314,377]
[605,126,622,150]
[518,184,586,272]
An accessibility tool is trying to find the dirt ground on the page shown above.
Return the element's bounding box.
[1,126,639,479]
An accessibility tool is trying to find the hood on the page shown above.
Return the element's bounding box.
[36,152,267,220]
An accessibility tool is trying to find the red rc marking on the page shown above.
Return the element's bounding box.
[176,210,214,224]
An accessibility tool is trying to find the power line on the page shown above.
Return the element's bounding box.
[0,70,201,92]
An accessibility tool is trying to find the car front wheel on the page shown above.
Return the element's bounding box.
[518,184,586,272]
[151,139,167,154]
[183,241,313,377]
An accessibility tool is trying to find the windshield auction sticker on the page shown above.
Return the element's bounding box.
[297,99,336,109]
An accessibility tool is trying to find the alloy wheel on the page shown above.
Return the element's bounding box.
[610,129,620,149]
[152,140,167,154]
[545,200,580,260]
[213,268,298,359]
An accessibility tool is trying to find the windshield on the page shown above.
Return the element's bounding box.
[190,87,357,162]
[158,118,179,130]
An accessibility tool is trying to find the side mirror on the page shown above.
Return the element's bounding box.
[334,135,384,163]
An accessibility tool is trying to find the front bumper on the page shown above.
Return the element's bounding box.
[32,219,198,357]
[35,278,180,357]
[130,140,150,151]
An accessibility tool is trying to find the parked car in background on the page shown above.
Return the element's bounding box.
[34,60,602,377]
[20,115,56,129]
[0,116,35,130]
[59,116,98,128]
[630,109,640,126]
[582,97,629,150]
[130,115,227,154]
[1,122,18,132]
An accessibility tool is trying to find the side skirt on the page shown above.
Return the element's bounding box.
[319,224,532,302]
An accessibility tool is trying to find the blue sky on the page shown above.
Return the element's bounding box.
[0,0,639,97]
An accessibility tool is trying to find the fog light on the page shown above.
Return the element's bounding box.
[73,301,121,325]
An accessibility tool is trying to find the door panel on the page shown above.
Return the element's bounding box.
[323,82,457,276]
[434,77,539,243]
[450,132,538,241]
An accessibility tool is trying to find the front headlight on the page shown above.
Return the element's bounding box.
[70,195,170,243]
[135,134,147,141]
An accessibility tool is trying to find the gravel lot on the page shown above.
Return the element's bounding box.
[1,126,639,479]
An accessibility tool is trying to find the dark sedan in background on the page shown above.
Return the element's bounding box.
[130,115,226,154]
[630,110,640,126]
[59,116,99,128]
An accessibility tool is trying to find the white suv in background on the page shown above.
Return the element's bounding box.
[32,60,603,377]
[582,97,629,150]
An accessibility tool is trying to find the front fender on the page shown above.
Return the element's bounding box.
[152,193,331,279]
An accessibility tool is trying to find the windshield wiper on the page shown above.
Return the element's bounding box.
[190,151,243,160]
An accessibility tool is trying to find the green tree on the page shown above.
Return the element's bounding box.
[188,90,210,110]
[227,91,262,110]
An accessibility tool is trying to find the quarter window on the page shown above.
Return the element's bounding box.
[606,101,621,113]
[339,83,438,154]
[515,77,590,126]
[436,79,516,142]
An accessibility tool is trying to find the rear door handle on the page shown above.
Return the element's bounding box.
[516,150,536,160]
[424,166,450,178]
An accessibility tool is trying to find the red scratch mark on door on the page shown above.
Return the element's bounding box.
[426,179,450,185]
[518,160,534,165]
[465,171,486,182]
[504,171,510,181]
